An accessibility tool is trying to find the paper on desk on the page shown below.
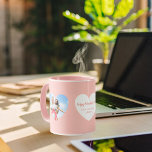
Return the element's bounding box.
[0,77,48,95]
[16,77,48,87]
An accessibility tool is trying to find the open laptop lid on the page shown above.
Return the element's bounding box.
[103,32,152,104]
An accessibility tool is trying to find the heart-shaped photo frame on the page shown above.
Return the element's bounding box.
[50,94,68,120]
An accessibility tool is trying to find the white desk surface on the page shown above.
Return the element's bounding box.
[0,73,152,152]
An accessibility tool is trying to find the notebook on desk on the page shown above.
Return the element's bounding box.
[96,32,152,118]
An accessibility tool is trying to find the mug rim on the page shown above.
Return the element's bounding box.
[49,75,95,82]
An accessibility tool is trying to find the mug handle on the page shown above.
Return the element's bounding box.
[40,83,50,123]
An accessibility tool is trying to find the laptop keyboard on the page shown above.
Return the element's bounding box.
[96,92,144,109]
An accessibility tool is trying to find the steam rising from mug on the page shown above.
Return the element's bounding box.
[72,43,88,72]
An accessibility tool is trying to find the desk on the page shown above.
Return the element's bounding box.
[0,74,152,152]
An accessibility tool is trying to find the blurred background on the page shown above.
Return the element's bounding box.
[0,0,151,76]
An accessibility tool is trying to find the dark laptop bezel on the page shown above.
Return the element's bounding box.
[103,32,152,103]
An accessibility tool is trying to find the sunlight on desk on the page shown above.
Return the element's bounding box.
[31,144,66,152]
[0,74,152,152]
[1,127,39,143]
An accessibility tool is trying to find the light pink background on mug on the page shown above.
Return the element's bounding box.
[41,76,96,135]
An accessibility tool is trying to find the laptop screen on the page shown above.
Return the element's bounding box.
[104,32,152,104]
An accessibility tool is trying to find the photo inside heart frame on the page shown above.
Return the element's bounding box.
[50,94,68,120]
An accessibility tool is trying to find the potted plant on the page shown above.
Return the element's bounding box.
[63,0,148,81]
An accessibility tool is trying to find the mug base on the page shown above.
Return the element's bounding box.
[51,130,95,136]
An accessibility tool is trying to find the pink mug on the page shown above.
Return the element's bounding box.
[40,75,96,135]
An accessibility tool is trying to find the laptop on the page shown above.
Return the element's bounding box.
[96,32,152,118]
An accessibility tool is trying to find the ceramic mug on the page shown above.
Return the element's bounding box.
[40,75,96,135]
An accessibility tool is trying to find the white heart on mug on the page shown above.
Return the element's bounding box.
[75,93,95,121]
